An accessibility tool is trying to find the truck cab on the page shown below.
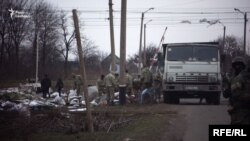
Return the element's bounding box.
[162,42,222,104]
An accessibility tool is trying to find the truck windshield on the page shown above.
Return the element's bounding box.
[167,46,218,61]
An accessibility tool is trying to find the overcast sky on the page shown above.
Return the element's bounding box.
[46,0,250,59]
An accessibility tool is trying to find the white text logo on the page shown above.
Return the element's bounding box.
[8,8,30,19]
[213,129,247,136]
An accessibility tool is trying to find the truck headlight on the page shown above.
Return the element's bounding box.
[168,76,174,82]
[208,75,217,82]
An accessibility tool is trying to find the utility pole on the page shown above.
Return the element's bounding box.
[138,12,144,75]
[109,0,116,72]
[222,26,226,54]
[244,12,247,55]
[143,23,146,67]
[119,0,127,105]
[234,8,248,56]
[138,8,154,75]
[35,32,39,84]
[143,19,152,66]
[72,9,94,132]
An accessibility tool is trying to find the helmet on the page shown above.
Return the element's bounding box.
[232,56,246,69]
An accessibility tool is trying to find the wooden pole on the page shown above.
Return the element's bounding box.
[109,0,116,72]
[138,12,144,75]
[72,9,94,132]
[143,24,146,66]
[243,12,247,56]
[120,0,127,85]
[119,0,127,105]
[35,31,39,84]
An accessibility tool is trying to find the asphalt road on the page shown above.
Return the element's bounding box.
[161,96,231,141]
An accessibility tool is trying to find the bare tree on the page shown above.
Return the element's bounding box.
[31,1,61,75]
[0,0,32,79]
[215,35,245,72]
[0,0,66,80]
[216,35,243,57]
[0,0,9,72]
[72,36,99,62]
[8,0,31,78]
[58,11,75,78]
[128,44,157,68]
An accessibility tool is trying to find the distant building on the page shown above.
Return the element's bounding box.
[101,54,139,75]
[101,54,120,75]
[126,61,139,75]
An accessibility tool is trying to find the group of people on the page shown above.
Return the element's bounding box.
[40,73,85,99]
[97,69,133,105]
[39,56,249,125]
[39,64,161,105]
[40,74,64,98]
[223,56,250,125]
[97,65,162,105]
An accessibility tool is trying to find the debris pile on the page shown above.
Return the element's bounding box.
[0,85,140,140]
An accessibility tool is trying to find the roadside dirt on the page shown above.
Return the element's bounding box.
[0,100,230,141]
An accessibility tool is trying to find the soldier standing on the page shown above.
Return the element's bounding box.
[141,65,153,89]
[125,69,133,97]
[153,72,162,103]
[114,73,119,92]
[104,71,116,105]
[223,57,250,125]
[97,74,106,96]
[72,74,83,96]
[132,74,141,102]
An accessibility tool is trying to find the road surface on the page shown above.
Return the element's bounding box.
[161,96,231,141]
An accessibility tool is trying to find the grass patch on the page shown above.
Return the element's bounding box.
[4,104,176,141]
[25,114,172,141]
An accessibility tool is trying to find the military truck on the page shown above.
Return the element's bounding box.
[162,42,222,104]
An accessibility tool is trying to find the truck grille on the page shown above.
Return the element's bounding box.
[175,75,208,83]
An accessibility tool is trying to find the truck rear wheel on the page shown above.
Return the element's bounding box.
[171,96,180,104]
[206,92,220,105]
[213,92,220,105]
[163,92,179,104]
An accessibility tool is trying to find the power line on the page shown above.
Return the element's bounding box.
[20,8,250,14]
[81,21,245,27]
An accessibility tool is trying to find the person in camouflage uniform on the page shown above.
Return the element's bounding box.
[125,69,133,96]
[141,66,153,89]
[153,72,162,103]
[72,74,83,96]
[114,73,119,92]
[97,74,106,96]
[223,56,250,125]
[132,74,141,102]
[104,71,116,105]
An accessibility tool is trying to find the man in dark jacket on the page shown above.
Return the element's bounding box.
[56,78,64,97]
[41,74,51,98]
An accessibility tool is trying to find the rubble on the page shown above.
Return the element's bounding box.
[0,85,109,116]
[0,85,141,139]
[0,84,142,118]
